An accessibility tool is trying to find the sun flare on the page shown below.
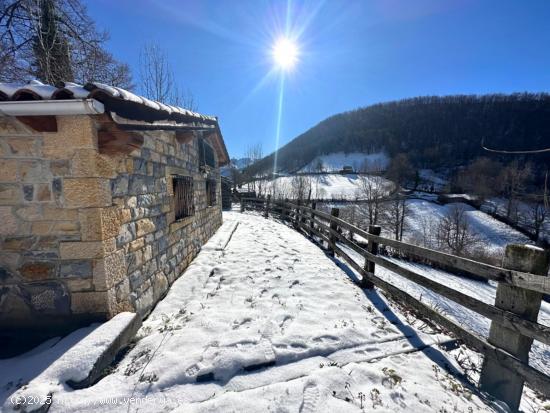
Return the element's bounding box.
[272,37,299,70]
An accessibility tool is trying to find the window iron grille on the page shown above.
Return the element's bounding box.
[173,175,194,220]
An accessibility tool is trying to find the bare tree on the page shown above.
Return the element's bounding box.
[416,214,438,249]
[314,158,324,173]
[498,161,532,221]
[527,202,547,241]
[242,143,263,192]
[0,37,23,81]
[436,204,481,256]
[385,196,407,241]
[76,46,133,89]
[244,143,263,167]
[229,166,241,191]
[139,42,197,110]
[290,175,312,202]
[1,0,133,87]
[527,171,548,241]
[140,42,173,103]
[357,174,388,226]
[386,153,416,188]
[456,157,501,202]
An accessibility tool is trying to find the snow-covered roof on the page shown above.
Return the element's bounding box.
[0,80,216,123]
[0,80,229,165]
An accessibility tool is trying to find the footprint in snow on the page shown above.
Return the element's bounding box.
[279,315,293,332]
[289,280,300,288]
[312,335,339,344]
[300,382,320,413]
[261,320,276,339]
[232,317,252,330]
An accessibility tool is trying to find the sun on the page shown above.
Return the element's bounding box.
[272,37,299,70]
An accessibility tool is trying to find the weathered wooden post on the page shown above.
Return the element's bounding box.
[293,200,301,228]
[264,194,271,218]
[240,197,244,213]
[328,207,340,255]
[309,201,316,237]
[284,198,289,221]
[361,225,381,289]
[479,244,550,411]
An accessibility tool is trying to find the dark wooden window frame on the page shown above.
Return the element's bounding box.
[172,175,194,220]
[206,179,217,207]
[199,138,217,169]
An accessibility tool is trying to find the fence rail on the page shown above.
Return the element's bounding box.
[240,197,550,410]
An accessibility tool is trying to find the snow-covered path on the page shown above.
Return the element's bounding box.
[12,212,497,412]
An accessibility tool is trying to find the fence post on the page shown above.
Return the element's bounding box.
[284,198,289,221]
[240,197,244,213]
[328,207,340,255]
[264,194,271,218]
[361,225,381,289]
[309,201,316,237]
[479,244,550,411]
[294,200,301,228]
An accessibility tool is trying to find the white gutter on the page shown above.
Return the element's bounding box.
[0,99,104,116]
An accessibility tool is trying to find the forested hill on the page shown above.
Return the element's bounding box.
[247,94,550,176]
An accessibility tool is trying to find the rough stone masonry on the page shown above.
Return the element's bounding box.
[0,115,223,339]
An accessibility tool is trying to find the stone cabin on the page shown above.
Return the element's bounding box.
[0,81,229,347]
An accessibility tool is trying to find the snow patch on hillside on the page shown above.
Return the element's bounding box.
[261,174,393,200]
[300,152,390,173]
[404,200,532,256]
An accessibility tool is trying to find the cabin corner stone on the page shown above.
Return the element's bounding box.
[0,112,225,344]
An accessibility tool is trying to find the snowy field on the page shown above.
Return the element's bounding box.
[299,151,390,172]
[3,212,502,413]
[323,198,532,259]
[483,197,550,243]
[404,200,532,256]
[417,169,449,192]
[260,173,393,200]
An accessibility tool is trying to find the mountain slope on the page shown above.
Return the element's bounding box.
[247,94,550,176]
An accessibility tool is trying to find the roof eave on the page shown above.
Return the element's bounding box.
[0,99,105,116]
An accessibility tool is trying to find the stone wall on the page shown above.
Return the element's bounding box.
[0,115,222,339]
[109,129,222,318]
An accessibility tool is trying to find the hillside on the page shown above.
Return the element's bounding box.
[246,94,550,177]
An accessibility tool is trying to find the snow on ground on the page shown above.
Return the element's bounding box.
[417,169,449,192]
[483,197,550,243]
[0,325,100,407]
[300,151,390,172]
[338,242,550,412]
[3,313,137,411]
[262,173,393,200]
[403,200,532,256]
[324,198,531,259]
[4,212,501,412]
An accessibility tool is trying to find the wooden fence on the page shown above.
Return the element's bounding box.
[241,197,550,411]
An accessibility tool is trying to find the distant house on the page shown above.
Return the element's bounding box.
[340,165,354,174]
[0,81,229,345]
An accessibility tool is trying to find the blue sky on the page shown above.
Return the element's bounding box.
[85,0,550,158]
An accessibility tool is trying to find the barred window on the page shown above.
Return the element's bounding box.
[173,175,194,220]
[206,179,217,206]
